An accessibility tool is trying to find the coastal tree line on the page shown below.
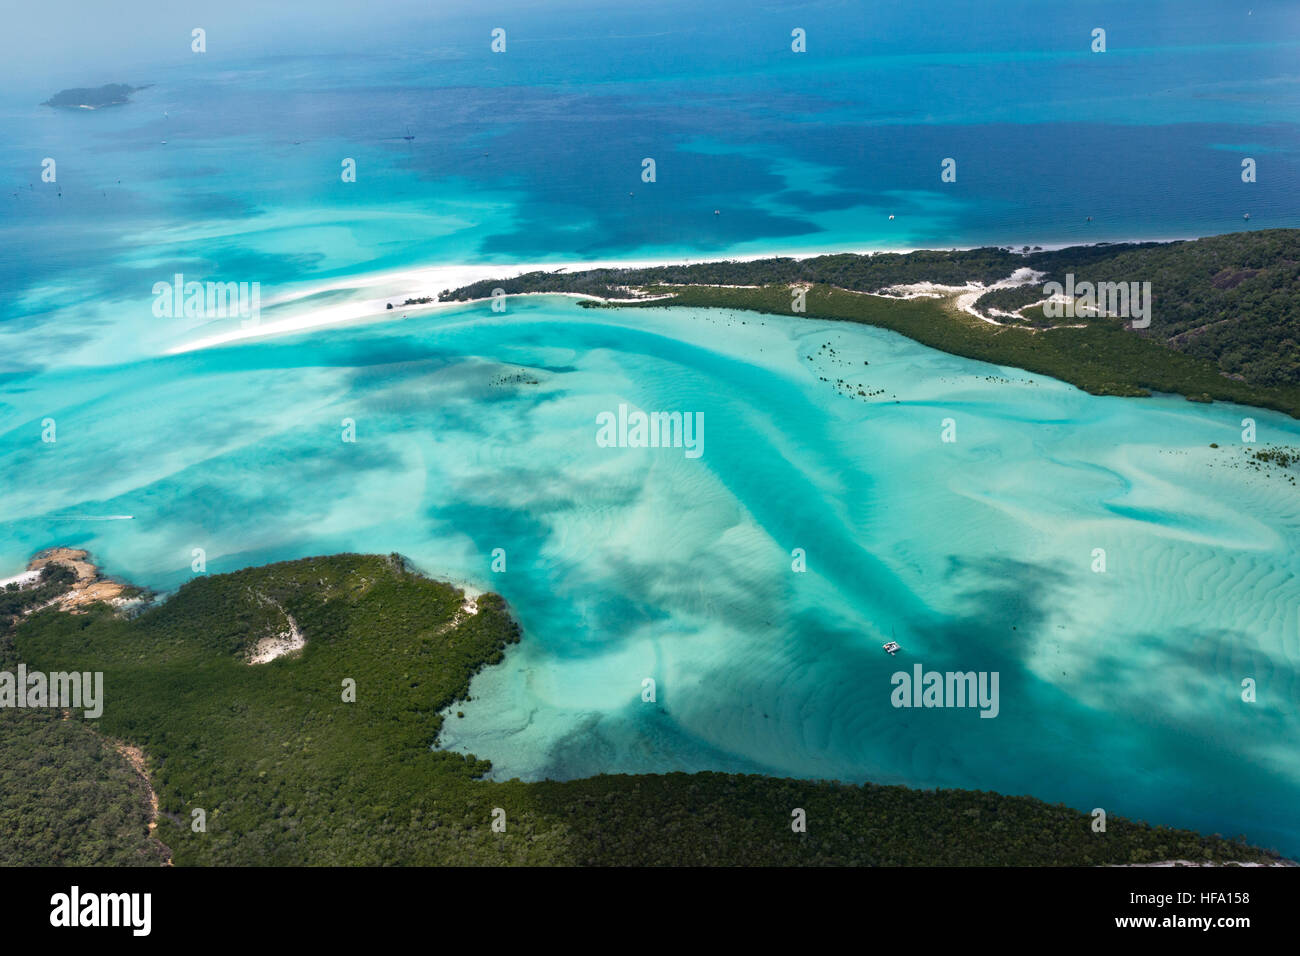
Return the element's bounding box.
[441,229,1300,415]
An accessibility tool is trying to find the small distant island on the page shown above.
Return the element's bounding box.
[42,83,146,110]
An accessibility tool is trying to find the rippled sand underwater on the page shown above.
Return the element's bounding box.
[2,296,1297,853]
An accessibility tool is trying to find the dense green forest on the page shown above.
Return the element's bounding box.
[440,229,1300,415]
[7,554,1281,866]
[0,571,169,866]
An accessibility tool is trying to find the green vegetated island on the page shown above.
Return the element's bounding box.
[2,553,1283,866]
[41,84,146,110]
[441,228,1300,418]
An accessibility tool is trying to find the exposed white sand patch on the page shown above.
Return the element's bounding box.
[0,569,41,589]
[247,594,305,664]
[608,292,678,301]
[249,615,305,664]
[422,583,486,635]
[1113,859,1297,867]
[874,266,1047,325]
[663,282,764,289]
[445,587,482,630]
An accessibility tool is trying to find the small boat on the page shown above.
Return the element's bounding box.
[883,624,901,655]
[888,214,895,221]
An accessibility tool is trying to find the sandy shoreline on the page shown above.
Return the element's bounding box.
[2,547,142,615]
[0,569,41,589]
[168,250,879,354]
[163,236,1196,355]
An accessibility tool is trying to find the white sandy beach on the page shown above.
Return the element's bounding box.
[163,237,1194,355]
[164,250,894,354]
[0,569,41,589]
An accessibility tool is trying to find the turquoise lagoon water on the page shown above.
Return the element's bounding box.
[1,296,1298,854]
[1,1,1299,854]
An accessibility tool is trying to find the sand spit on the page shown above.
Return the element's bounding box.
[168,241,1166,354]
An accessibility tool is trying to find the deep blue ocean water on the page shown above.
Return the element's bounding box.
[2,0,1298,366]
